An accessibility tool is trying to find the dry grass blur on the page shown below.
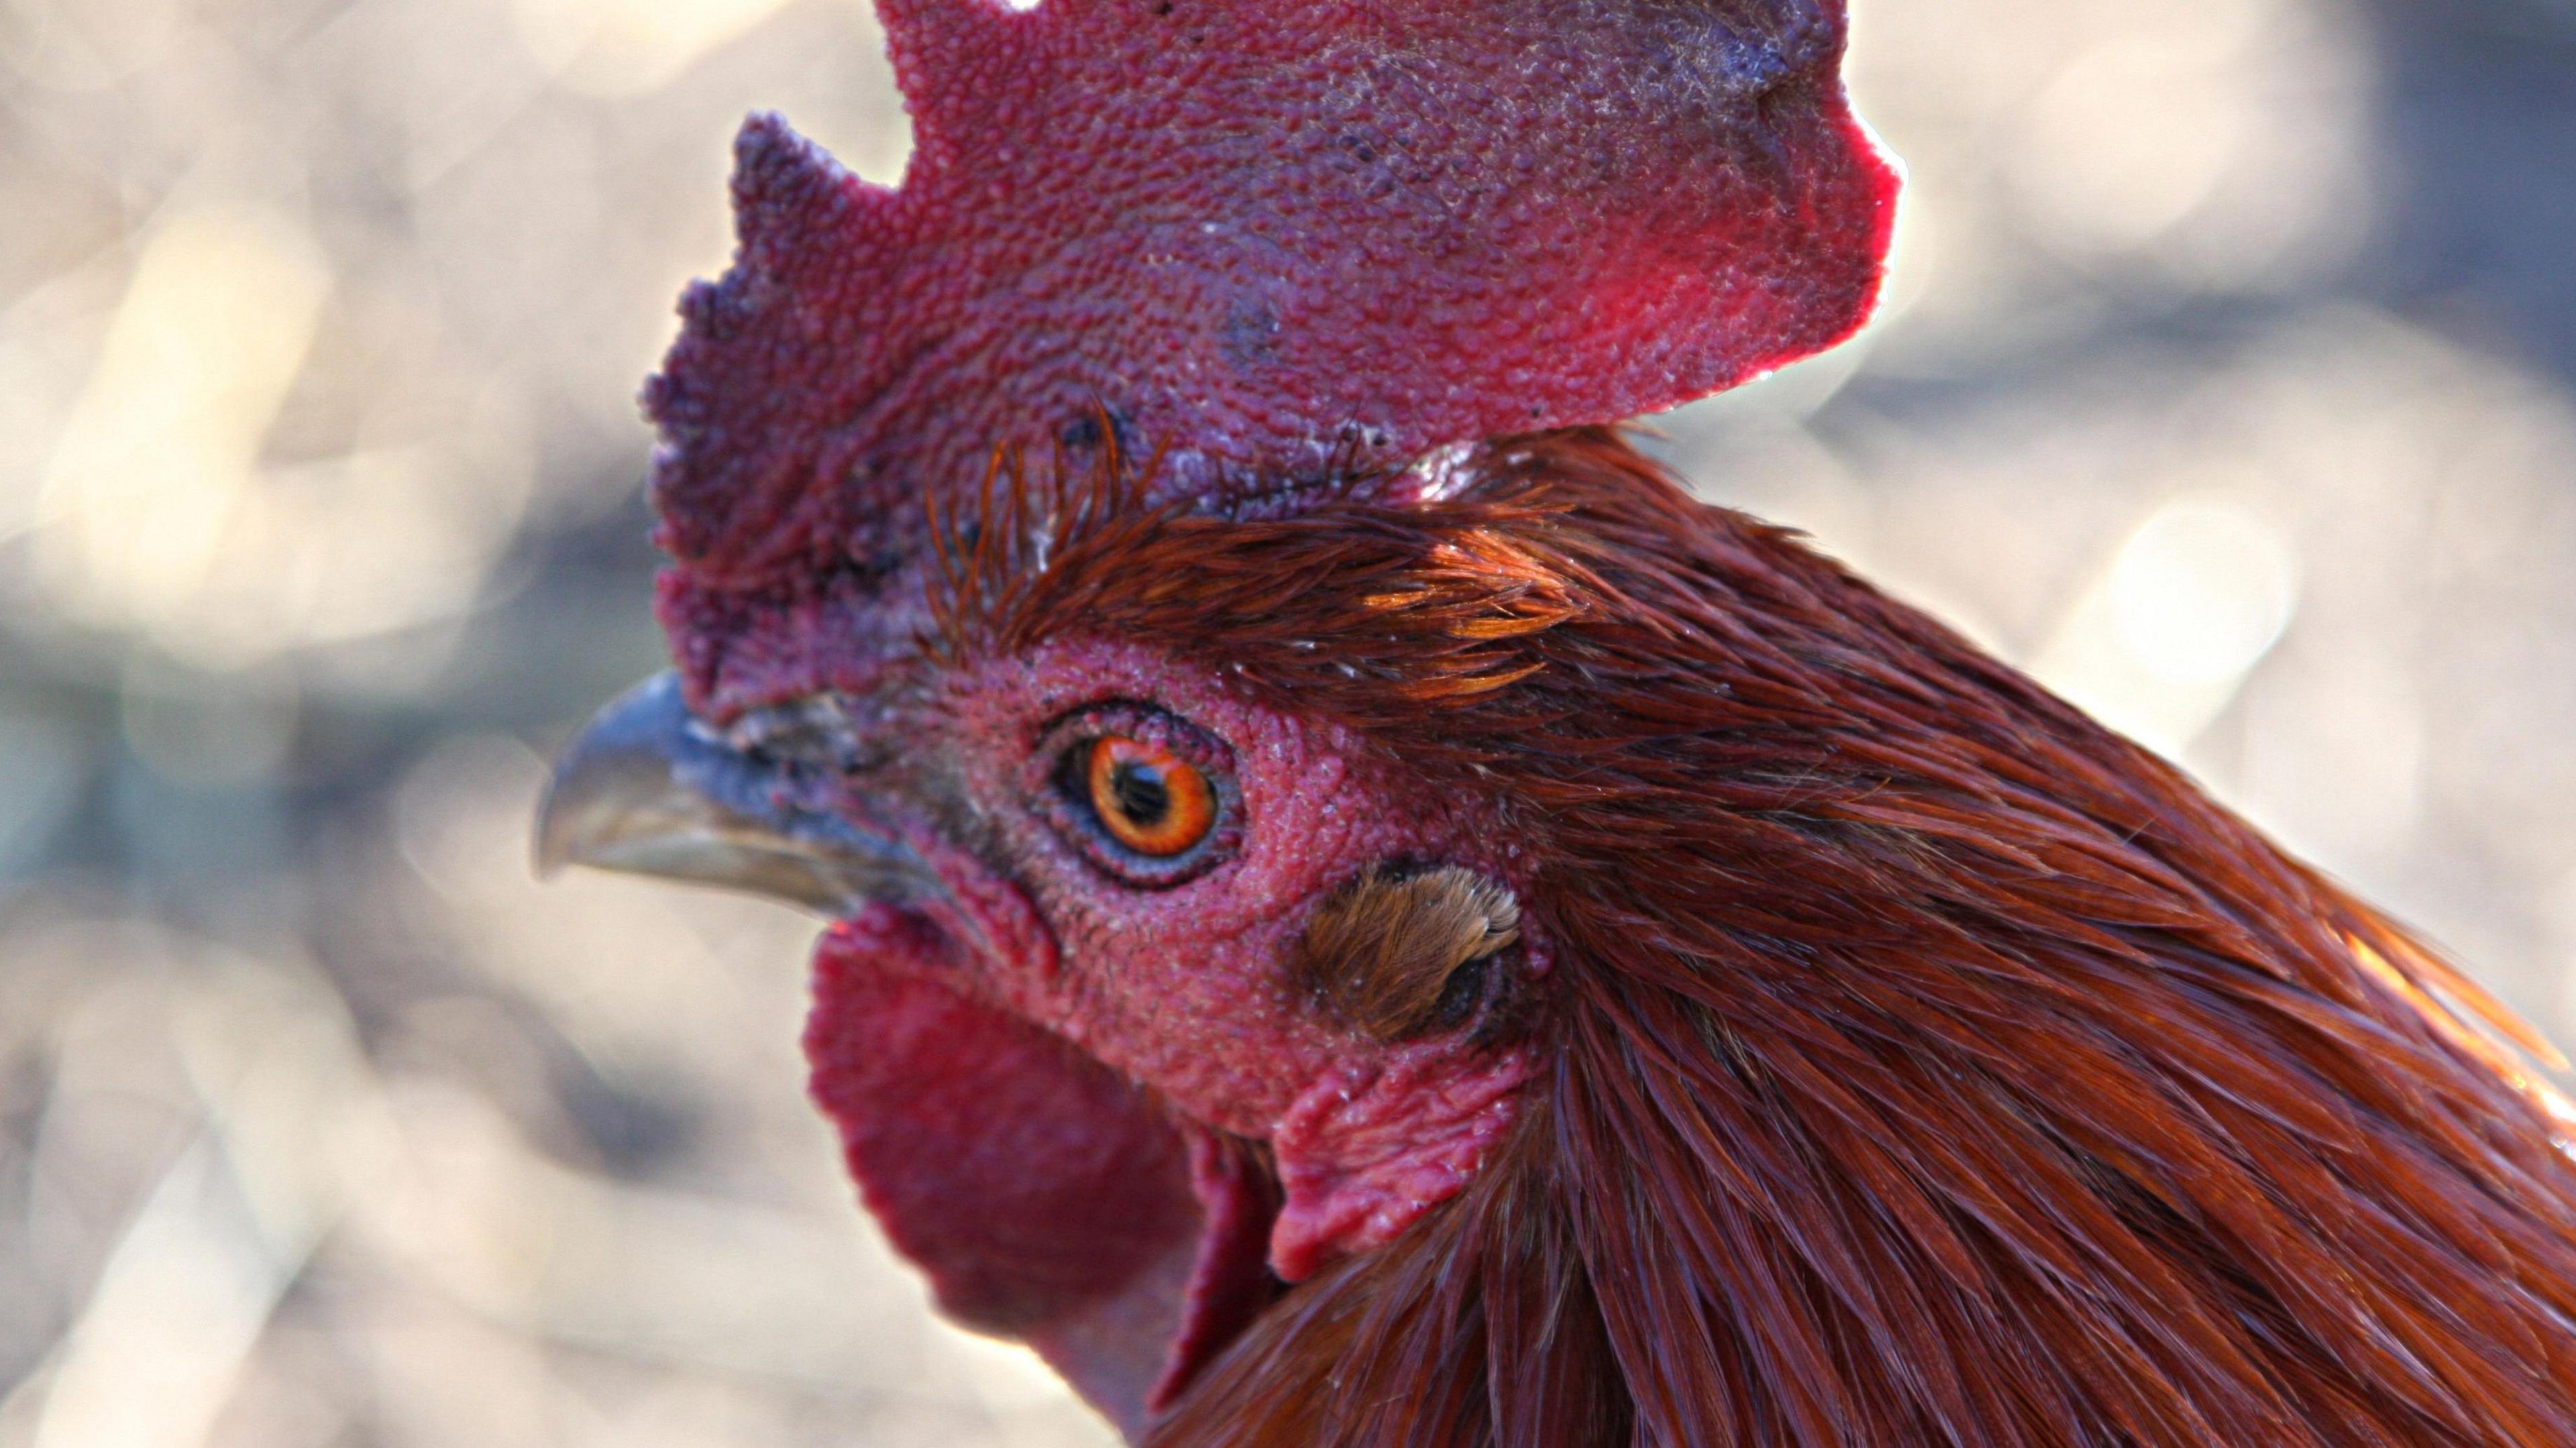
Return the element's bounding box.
[2,0,2573,1443]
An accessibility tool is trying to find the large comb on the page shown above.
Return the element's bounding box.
[645,0,1898,583]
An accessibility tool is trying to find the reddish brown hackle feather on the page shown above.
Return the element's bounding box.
[938,429,2576,1446]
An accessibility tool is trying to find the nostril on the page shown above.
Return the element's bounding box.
[723,691,877,773]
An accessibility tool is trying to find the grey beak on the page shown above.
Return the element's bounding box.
[535,671,940,915]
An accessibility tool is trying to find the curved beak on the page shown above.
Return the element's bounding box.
[534,671,941,915]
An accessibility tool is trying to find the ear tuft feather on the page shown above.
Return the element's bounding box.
[1296,865,1523,1042]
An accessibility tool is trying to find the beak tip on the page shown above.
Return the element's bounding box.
[530,834,570,881]
[533,671,683,883]
[531,754,596,879]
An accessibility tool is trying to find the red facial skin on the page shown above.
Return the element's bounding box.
[756,633,1533,1428]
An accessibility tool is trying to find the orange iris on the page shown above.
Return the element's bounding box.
[1085,736,1215,858]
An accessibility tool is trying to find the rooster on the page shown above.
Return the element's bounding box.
[535,1,2576,1443]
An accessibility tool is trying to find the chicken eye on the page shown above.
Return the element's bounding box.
[1036,702,1241,887]
[1085,736,1215,857]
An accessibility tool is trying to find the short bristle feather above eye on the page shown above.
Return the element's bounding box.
[646,0,1898,583]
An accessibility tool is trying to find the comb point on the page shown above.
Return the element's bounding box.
[730,111,876,264]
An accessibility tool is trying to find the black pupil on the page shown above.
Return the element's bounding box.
[1110,760,1170,826]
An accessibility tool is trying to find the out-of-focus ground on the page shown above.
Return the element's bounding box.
[2,0,2573,1443]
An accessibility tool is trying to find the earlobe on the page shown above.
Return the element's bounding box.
[1265,1047,1535,1282]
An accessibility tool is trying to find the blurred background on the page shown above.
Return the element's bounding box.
[2,0,2573,1443]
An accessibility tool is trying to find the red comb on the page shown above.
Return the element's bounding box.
[646,0,1898,581]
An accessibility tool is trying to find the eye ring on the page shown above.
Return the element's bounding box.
[1034,702,1242,888]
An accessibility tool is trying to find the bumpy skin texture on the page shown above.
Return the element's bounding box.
[922,640,1534,1258]
[645,0,1896,586]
